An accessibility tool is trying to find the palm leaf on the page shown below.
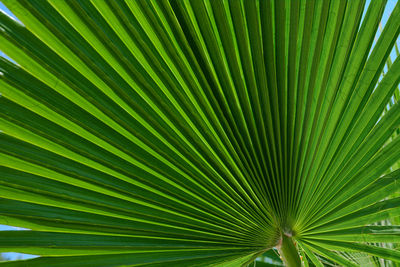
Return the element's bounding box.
[0,0,399,266]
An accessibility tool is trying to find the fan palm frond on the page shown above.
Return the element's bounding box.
[0,0,399,266]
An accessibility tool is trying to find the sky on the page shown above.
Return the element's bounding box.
[0,0,399,262]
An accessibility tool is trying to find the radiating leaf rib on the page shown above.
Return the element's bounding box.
[297,0,383,222]
[0,249,257,267]
[294,0,339,221]
[306,239,400,263]
[0,6,255,214]
[0,231,260,256]
[309,55,400,201]
[307,169,400,228]
[298,243,324,267]
[304,1,400,210]
[0,166,257,238]
[309,197,400,232]
[300,240,358,267]
[0,59,261,226]
[303,225,400,243]
[302,105,400,229]
[0,93,259,229]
